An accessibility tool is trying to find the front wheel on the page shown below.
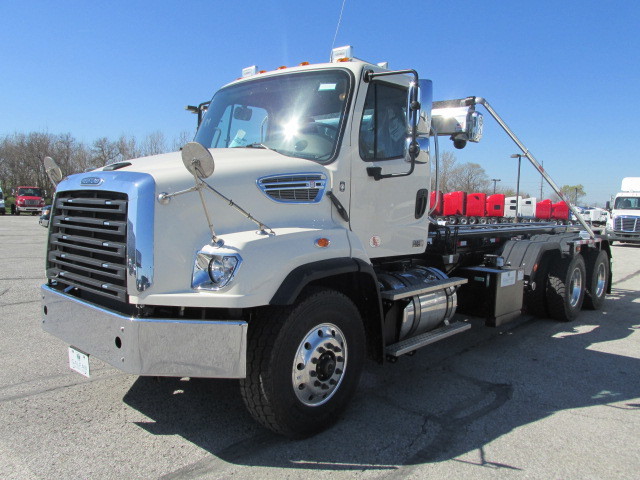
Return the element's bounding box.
[240,288,365,438]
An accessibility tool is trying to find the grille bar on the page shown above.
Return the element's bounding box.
[50,233,126,259]
[47,190,128,302]
[614,216,640,232]
[47,268,127,299]
[48,251,126,280]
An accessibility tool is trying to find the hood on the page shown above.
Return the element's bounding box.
[92,148,336,234]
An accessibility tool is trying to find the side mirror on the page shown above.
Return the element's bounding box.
[605,201,611,211]
[405,79,433,163]
[407,79,432,136]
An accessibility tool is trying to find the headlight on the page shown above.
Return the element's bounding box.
[192,252,242,290]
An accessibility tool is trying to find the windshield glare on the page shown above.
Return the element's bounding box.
[18,188,43,197]
[614,196,640,209]
[195,70,351,163]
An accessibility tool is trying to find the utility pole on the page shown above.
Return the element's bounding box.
[539,160,544,199]
[491,178,501,194]
[511,154,524,221]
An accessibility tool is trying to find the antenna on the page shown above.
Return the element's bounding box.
[331,0,348,50]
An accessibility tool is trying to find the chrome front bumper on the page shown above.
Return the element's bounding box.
[605,230,640,243]
[41,285,247,378]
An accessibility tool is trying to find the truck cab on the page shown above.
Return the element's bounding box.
[606,177,640,244]
[14,186,45,215]
[41,47,610,438]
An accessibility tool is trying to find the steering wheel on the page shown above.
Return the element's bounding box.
[301,121,339,141]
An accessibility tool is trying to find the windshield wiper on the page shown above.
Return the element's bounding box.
[242,143,281,154]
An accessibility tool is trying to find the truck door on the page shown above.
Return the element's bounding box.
[348,77,430,258]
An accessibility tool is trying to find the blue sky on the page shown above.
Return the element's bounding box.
[1,1,638,205]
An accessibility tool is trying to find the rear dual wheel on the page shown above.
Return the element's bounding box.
[583,250,609,310]
[240,288,365,438]
[546,254,586,322]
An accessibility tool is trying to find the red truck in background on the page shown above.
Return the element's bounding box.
[13,186,46,215]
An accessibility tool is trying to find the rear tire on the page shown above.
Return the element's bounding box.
[240,287,365,438]
[583,250,609,310]
[524,255,551,318]
[546,255,586,322]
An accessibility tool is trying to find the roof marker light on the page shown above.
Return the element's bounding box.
[330,45,353,63]
[242,65,259,78]
[299,61,310,66]
[277,65,287,70]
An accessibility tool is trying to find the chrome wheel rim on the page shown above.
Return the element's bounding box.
[569,267,583,307]
[292,323,347,407]
[595,262,606,298]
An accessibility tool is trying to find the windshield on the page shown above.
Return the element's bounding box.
[195,70,351,163]
[614,196,640,209]
[18,187,43,197]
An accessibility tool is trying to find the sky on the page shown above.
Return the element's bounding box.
[1,1,639,205]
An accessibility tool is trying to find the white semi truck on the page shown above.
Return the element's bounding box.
[41,47,612,438]
[606,177,640,244]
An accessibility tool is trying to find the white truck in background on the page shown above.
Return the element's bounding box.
[606,177,640,244]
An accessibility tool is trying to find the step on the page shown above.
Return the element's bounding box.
[380,277,468,301]
[385,321,471,357]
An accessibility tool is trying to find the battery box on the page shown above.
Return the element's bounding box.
[456,266,524,326]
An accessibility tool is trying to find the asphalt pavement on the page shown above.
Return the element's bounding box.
[1,215,638,479]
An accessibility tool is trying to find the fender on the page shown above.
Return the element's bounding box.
[271,257,377,305]
[270,257,386,362]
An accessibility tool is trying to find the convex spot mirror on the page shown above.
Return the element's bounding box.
[43,156,63,185]
[182,142,215,178]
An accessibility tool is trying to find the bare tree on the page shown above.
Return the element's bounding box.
[141,131,166,157]
[430,151,457,192]
[92,137,120,166]
[172,131,193,151]
[448,162,490,193]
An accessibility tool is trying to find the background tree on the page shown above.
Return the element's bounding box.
[554,184,586,204]
[449,161,490,193]
[0,129,225,196]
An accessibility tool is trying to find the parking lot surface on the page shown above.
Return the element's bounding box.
[1,215,639,479]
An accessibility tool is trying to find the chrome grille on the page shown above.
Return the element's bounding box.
[257,173,327,204]
[613,216,640,232]
[47,191,128,301]
[25,199,40,206]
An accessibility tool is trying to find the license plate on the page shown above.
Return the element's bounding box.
[68,347,90,377]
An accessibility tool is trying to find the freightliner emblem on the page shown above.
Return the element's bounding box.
[81,177,104,186]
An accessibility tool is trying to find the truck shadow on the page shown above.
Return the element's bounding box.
[123,287,640,476]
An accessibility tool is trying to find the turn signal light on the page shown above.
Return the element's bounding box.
[315,238,331,248]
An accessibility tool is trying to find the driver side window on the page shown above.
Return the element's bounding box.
[359,82,407,161]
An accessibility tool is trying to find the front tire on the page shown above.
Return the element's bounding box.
[546,254,586,322]
[240,288,365,438]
